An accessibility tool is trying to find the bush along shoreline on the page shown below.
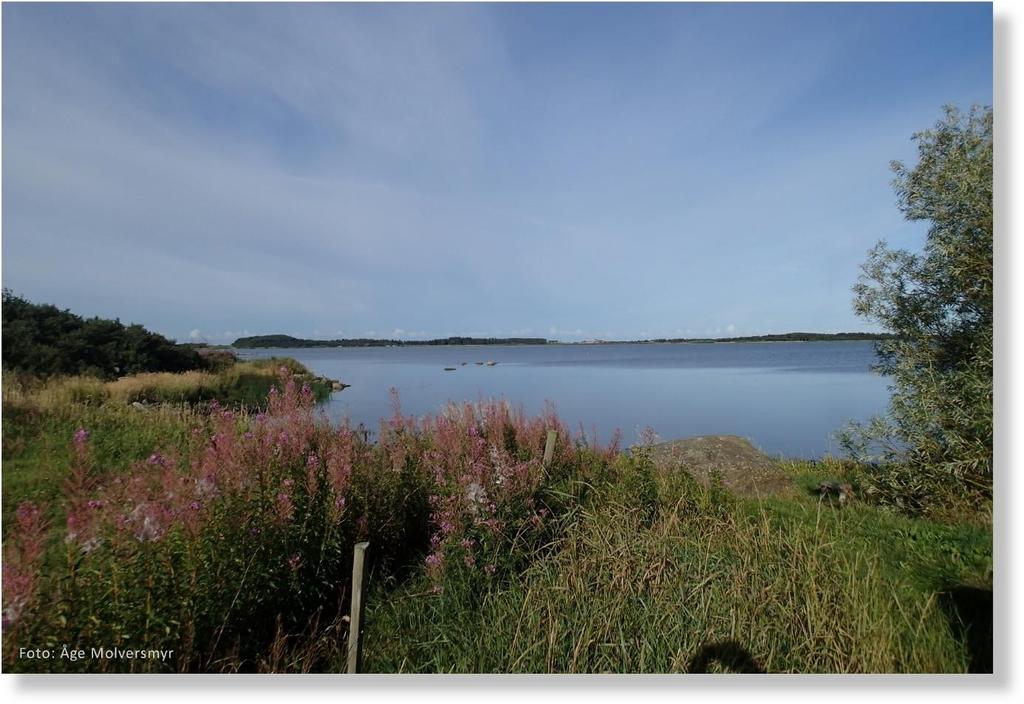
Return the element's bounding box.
[2,369,991,673]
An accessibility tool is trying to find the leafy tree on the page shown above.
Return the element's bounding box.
[843,105,992,516]
[1,290,204,379]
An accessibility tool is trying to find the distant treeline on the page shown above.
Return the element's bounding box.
[641,332,897,344]
[232,334,550,348]
[2,290,205,380]
[232,332,893,348]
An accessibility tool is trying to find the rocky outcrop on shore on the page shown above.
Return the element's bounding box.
[642,435,792,497]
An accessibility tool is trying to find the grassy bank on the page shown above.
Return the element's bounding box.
[362,460,990,673]
[1,375,991,673]
[2,357,333,409]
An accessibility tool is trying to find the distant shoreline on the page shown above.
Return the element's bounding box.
[230,332,894,349]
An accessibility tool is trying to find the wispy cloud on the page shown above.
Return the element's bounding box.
[2,3,992,340]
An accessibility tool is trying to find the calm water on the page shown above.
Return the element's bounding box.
[236,342,891,459]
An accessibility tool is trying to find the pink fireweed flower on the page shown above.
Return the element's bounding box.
[2,502,48,628]
[306,453,320,498]
[65,503,97,546]
[275,492,294,523]
[484,564,497,575]
[464,554,476,568]
[73,427,90,447]
[288,554,302,571]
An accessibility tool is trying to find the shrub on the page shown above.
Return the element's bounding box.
[2,291,204,379]
[845,105,992,518]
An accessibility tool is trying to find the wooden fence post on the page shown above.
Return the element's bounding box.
[543,429,557,469]
[347,541,370,674]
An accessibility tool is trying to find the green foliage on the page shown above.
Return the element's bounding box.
[2,291,204,380]
[844,105,992,516]
[3,389,991,673]
[363,462,989,673]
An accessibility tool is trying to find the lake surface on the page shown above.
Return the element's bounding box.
[236,342,891,459]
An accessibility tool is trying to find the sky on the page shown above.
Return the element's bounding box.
[1,2,992,343]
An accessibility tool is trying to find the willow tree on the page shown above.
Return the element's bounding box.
[846,105,992,516]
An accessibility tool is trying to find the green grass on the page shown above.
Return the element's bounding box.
[1,388,992,673]
[2,402,203,531]
[358,462,991,673]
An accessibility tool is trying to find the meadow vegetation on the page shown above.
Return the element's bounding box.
[2,372,991,673]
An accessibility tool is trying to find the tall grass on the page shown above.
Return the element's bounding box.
[362,459,980,673]
[2,358,330,411]
[1,371,989,673]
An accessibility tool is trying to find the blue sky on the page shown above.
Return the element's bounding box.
[2,2,992,342]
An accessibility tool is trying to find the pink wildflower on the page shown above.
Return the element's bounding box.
[276,492,294,523]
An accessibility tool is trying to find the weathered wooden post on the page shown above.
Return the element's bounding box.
[347,541,370,674]
[543,429,557,470]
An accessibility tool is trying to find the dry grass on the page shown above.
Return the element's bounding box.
[3,360,315,411]
[106,370,221,404]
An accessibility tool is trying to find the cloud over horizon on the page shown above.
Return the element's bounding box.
[2,3,992,341]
